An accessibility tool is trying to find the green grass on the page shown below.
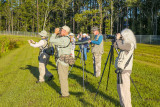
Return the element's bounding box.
[0,35,160,107]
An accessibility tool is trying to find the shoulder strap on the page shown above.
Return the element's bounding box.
[41,39,48,50]
[124,44,135,69]
[58,36,71,48]
[124,54,133,69]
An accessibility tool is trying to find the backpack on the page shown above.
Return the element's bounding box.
[44,44,54,56]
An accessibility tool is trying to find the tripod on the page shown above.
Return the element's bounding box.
[94,42,142,100]
[68,44,87,91]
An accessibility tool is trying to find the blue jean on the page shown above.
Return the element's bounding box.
[83,47,87,61]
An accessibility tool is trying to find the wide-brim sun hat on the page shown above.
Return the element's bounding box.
[39,30,48,37]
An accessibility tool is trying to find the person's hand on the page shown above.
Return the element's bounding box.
[88,40,91,43]
[55,28,60,34]
[77,34,79,38]
[30,39,35,44]
[116,33,121,40]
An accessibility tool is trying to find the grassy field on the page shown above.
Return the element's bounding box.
[0,35,160,107]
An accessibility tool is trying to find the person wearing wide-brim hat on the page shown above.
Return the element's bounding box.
[28,30,53,83]
[50,25,72,97]
[88,26,104,77]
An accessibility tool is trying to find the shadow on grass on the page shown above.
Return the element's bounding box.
[20,65,61,95]
[69,73,120,106]
[79,98,94,107]
[71,64,94,76]
[48,61,57,68]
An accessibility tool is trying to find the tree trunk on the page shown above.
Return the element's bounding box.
[98,0,102,33]
[126,7,128,28]
[111,0,113,35]
[37,0,39,33]
[11,0,13,34]
[32,17,34,32]
[72,0,75,34]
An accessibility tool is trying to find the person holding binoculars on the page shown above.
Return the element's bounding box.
[114,28,137,107]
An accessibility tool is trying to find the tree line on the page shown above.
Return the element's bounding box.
[0,0,160,35]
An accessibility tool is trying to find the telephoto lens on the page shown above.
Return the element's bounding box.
[106,35,116,39]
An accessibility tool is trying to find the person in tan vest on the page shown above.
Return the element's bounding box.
[88,26,104,77]
[28,30,53,83]
[114,28,137,107]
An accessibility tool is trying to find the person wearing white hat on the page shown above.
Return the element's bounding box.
[28,30,53,83]
[69,33,75,58]
[50,26,72,97]
[81,33,89,61]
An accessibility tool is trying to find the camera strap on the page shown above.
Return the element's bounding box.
[124,54,133,69]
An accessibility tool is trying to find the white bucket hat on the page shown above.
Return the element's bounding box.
[83,33,87,36]
[39,30,48,37]
[69,33,74,36]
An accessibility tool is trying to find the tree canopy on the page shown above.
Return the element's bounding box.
[0,0,160,35]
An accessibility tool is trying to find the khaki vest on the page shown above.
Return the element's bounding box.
[91,34,104,54]
[115,43,134,70]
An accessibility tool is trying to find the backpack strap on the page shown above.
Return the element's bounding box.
[40,39,48,52]
[58,36,71,48]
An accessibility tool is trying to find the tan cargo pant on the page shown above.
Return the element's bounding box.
[57,61,69,96]
[92,54,102,77]
[39,53,53,82]
[117,72,132,107]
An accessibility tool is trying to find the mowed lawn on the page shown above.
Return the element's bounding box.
[0,35,160,107]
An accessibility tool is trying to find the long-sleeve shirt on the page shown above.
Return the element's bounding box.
[114,40,131,52]
[91,35,103,45]
[30,40,44,48]
[50,33,72,65]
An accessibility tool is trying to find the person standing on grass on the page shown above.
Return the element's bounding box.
[50,26,71,97]
[88,26,104,77]
[69,33,75,58]
[28,30,53,83]
[81,33,89,61]
[114,28,136,107]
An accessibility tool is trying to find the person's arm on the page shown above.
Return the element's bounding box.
[114,40,131,51]
[50,36,70,47]
[30,40,44,48]
[91,35,103,45]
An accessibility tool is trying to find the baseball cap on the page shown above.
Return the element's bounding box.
[91,26,99,31]
[62,25,70,33]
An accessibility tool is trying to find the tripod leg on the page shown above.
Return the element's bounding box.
[81,45,85,91]
[75,49,80,60]
[68,64,74,75]
[106,46,114,90]
[94,45,113,101]
[130,76,142,99]
[84,61,87,79]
